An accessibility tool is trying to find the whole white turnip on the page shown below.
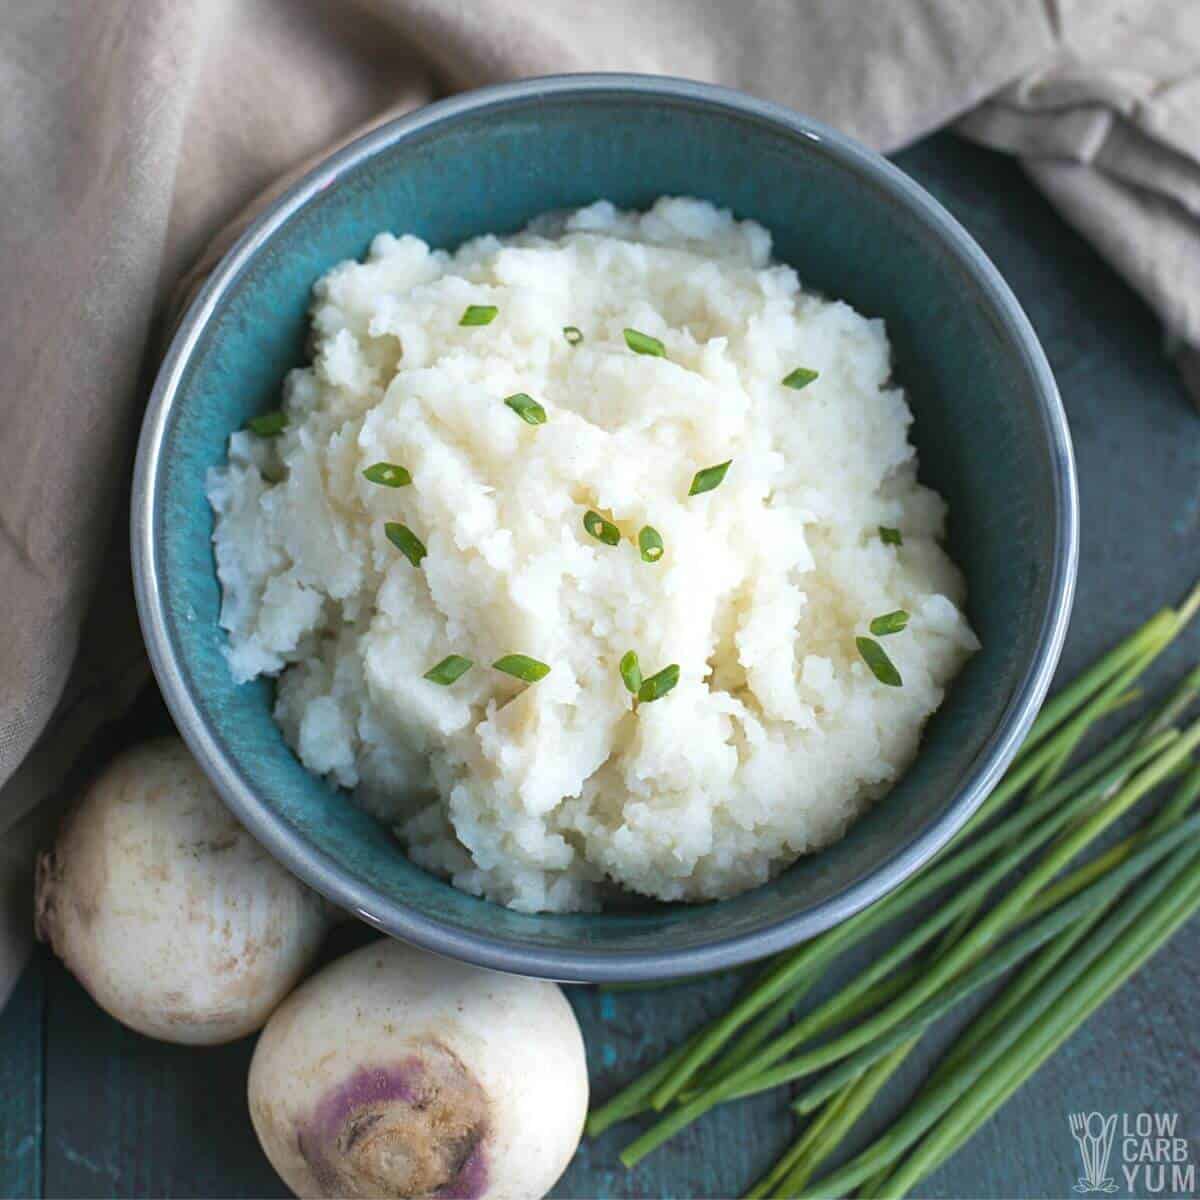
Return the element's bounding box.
[35,737,329,1044]
[248,938,588,1199]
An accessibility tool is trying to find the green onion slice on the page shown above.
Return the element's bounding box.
[869,610,910,637]
[620,651,643,696]
[624,328,666,357]
[637,664,680,704]
[459,304,498,326]
[688,460,732,497]
[384,522,427,567]
[584,510,621,546]
[879,526,903,546]
[246,410,287,436]
[782,367,820,390]
[493,654,551,683]
[424,655,473,685]
[563,325,584,345]
[638,526,665,563]
[856,636,902,687]
[503,393,547,425]
[363,462,412,488]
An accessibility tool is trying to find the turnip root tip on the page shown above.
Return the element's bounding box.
[35,737,328,1044]
[299,1054,489,1198]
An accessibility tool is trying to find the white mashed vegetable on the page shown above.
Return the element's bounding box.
[208,197,978,913]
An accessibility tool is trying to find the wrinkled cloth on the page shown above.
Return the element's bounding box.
[2,0,1198,1009]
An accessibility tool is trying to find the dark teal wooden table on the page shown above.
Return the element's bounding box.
[3,132,1198,1200]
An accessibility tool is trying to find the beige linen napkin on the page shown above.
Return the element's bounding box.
[2,0,1198,1009]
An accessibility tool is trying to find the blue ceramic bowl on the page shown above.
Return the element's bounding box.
[133,75,1077,982]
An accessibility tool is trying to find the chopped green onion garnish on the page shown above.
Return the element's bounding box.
[688,460,732,497]
[246,410,287,436]
[782,367,820,390]
[423,655,473,685]
[624,328,666,357]
[363,462,412,488]
[563,325,584,345]
[869,610,910,637]
[492,654,551,683]
[879,526,903,546]
[637,664,680,704]
[856,636,902,687]
[459,304,498,326]
[584,510,621,546]
[638,526,665,563]
[503,393,547,425]
[384,522,427,567]
[620,651,643,695]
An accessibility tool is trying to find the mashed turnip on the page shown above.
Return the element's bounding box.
[208,197,978,913]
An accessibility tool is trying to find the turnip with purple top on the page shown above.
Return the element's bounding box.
[248,939,588,1199]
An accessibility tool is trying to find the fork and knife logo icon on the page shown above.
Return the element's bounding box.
[1070,1112,1119,1193]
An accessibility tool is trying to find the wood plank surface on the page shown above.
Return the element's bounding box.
[0,958,44,1199]
[41,958,281,1199]
[561,973,794,1198]
[1,131,1198,1199]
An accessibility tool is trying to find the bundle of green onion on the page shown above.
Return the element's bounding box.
[587,584,1200,1198]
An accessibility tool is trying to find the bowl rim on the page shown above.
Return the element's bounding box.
[133,72,1078,982]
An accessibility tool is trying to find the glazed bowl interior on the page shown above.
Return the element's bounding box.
[136,76,1075,981]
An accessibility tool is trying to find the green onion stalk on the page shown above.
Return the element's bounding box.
[757,681,1200,1194]
[811,828,1200,1199]
[851,764,1200,1199]
[768,799,1200,1197]
[620,732,1200,1167]
[762,762,1200,1199]
[621,723,1185,1161]
[885,869,1200,1199]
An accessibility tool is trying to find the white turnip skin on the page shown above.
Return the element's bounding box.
[248,939,588,1200]
[35,737,329,1044]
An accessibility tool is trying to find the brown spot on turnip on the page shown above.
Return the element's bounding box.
[184,831,239,855]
